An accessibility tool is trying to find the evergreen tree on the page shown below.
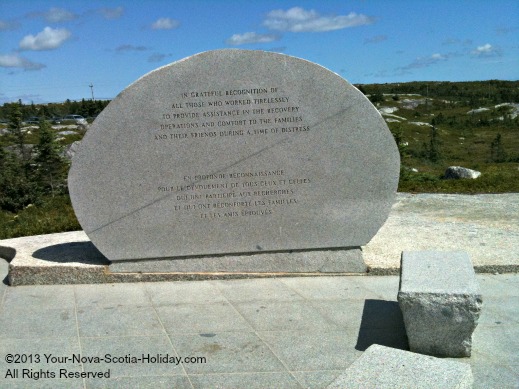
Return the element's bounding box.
[489,133,507,163]
[40,105,51,119]
[368,91,384,105]
[391,125,408,160]
[0,102,45,211]
[431,112,445,126]
[356,84,366,94]
[7,101,29,162]
[422,126,442,163]
[0,146,38,211]
[34,118,67,196]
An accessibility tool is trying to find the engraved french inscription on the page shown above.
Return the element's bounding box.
[155,170,310,219]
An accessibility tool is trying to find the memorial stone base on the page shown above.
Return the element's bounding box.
[108,247,366,273]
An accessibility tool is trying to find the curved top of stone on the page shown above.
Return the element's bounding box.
[68,49,400,261]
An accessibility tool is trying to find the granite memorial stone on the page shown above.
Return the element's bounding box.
[68,50,400,271]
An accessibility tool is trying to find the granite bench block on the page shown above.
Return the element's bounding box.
[327,344,473,389]
[398,251,482,357]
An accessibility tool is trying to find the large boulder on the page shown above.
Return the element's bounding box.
[444,166,481,179]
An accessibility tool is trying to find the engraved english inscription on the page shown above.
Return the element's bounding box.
[155,86,309,141]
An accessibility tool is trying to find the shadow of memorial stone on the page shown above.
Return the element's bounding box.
[355,299,409,351]
[32,242,110,265]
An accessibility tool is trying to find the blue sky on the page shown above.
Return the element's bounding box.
[1,0,518,104]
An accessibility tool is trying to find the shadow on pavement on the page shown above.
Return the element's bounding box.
[355,299,409,351]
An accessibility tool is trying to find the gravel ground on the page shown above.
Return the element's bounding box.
[364,193,519,274]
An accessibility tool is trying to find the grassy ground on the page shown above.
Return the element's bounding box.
[0,195,80,239]
[379,94,519,193]
[398,164,519,193]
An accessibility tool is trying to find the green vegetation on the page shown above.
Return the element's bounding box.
[34,118,68,197]
[1,81,518,238]
[1,101,78,238]
[0,195,80,239]
[358,80,519,194]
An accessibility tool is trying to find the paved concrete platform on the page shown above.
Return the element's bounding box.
[1,193,518,285]
[364,193,519,274]
[0,259,517,388]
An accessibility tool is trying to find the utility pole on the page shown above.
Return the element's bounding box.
[89,83,95,101]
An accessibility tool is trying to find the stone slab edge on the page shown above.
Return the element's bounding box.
[7,266,365,286]
[327,344,473,389]
[7,260,518,286]
[366,264,518,276]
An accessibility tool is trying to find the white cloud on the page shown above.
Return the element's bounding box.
[495,26,517,35]
[475,43,492,53]
[0,19,20,31]
[19,27,71,51]
[226,32,280,45]
[442,38,460,46]
[472,43,501,57]
[36,7,78,22]
[46,7,77,22]
[151,17,179,30]
[398,53,449,72]
[0,53,45,70]
[265,46,287,53]
[148,53,173,62]
[364,35,387,44]
[115,44,149,53]
[263,7,374,32]
[98,7,124,20]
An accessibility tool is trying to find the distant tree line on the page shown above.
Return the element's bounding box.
[0,98,110,121]
[357,80,519,107]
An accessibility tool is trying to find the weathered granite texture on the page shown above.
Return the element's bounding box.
[398,251,482,357]
[68,49,399,265]
[327,344,473,388]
